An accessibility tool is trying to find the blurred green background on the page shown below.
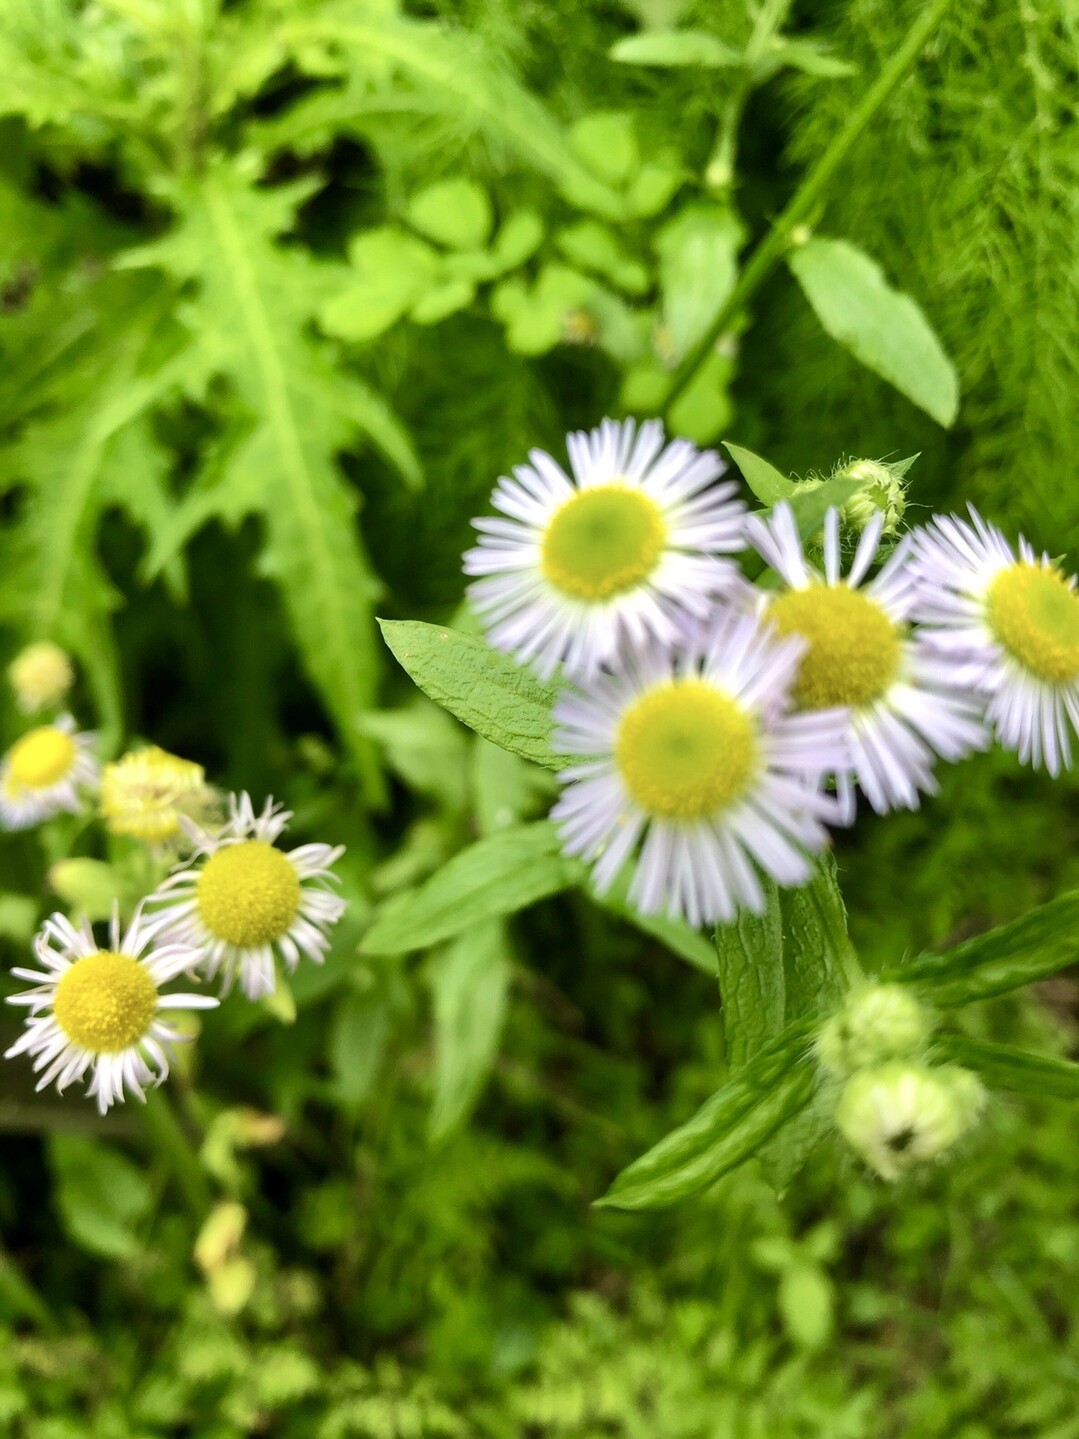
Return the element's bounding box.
[2,0,1078,1433]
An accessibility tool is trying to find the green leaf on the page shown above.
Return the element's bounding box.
[786,476,861,542]
[357,700,471,811]
[714,882,786,1071]
[934,1034,1079,1099]
[656,205,744,358]
[591,869,717,976]
[597,1022,818,1210]
[124,161,419,790]
[471,740,556,836]
[49,1136,153,1260]
[555,221,649,295]
[723,442,794,505]
[787,237,959,427]
[379,620,570,771]
[362,823,580,955]
[330,988,393,1106]
[887,892,1079,1007]
[610,30,741,68]
[569,111,640,186]
[778,1264,835,1351]
[489,210,545,271]
[429,921,510,1141]
[320,227,439,341]
[759,37,856,80]
[408,179,493,250]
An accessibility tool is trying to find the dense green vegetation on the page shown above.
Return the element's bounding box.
[2,0,1078,1433]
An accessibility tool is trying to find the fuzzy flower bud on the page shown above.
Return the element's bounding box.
[7,642,74,714]
[99,745,214,845]
[832,458,908,539]
[836,1061,986,1181]
[817,983,932,1078]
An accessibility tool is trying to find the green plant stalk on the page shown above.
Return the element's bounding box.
[143,1088,212,1217]
[706,0,794,191]
[663,0,954,413]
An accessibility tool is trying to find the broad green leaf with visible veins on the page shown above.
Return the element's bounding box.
[123,159,419,786]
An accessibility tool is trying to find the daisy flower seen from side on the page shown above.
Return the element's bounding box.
[0,714,99,830]
[910,507,1079,774]
[4,908,216,1113]
[100,745,215,845]
[464,417,747,679]
[745,504,987,822]
[550,609,849,927]
[146,793,346,1000]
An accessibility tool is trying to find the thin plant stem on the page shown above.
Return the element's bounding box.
[142,1087,212,1218]
[663,0,954,414]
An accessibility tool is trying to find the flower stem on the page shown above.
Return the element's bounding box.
[663,0,954,414]
[142,1088,212,1218]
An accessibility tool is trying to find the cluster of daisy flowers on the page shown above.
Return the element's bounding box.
[0,660,346,1112]
[465,418,1079,927]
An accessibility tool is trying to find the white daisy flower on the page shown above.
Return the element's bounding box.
[464,417,747,679]
[145,793,346,1000]
[550,608,848,927]
[745,503,987,821]
[4,908,216,1114]
[910,506,1079,775]
[0,714,99,830]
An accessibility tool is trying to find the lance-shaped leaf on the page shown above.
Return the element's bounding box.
[380,619,571,771]
[429,921,510,1141]
[362,822,581,955]
[123,160,419,787]
[597,1022,818,1210]
[723,442,794,506]
[787,238,959,427]
[934,1033,1079,1100]
[886,892,1079,1007]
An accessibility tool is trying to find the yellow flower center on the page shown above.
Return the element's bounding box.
[53,951,158,1053]
[768,585,901,710]
[196,840,301,947]
[987,563,1079,683]
[615,680,757,820]
[6,726,77,790]
[541,484,666,601]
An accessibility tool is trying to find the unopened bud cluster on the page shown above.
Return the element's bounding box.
[818,984,985,1181]
[792,457,909,547]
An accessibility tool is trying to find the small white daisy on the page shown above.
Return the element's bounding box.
[145,793,346,1000]
[464,417,747,679]
[550,608,849,927]
[0,714,99,830]
[910,506,1079,775]
[4,908,216,1114]
[745,504,987,821]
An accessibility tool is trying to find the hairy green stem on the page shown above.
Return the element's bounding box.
[664,0,954,414]
[706,0,794,192]
[143,1088,212,1218]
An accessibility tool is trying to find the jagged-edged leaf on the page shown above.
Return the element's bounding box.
[362,823,580,955]
[787,238,959,427]
[934,1034,1079,1099]
[379,620,570,770]
[598,1022,818,1210]
[122,160,419,785]
[429,921,510,1141]
[887,892,1079,1007]
[723,442,794,505]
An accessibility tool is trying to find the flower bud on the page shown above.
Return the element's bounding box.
[7,642,74,714]
[816,983,932,1078]
[836,1061,986,1181]
[832,458,908,539]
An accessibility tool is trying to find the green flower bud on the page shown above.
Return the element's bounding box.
[836,1062,986,1181]
[832,458,908,539]
[817,983,933,1078]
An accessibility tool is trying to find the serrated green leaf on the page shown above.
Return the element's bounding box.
[723,442,794,505]
[362,823,580,955]
[379,620,570,771]
[934,1033,1079,1099]
[887,892,1079,1007]
[408,178,492,250]
[429,921,510,1141]
[787,237,959,427]
[598,1022,818,1210]
[610,29,741,68]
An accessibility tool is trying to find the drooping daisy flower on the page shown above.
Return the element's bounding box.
[145,793,346,1000]
[835,1061,985,1181]
[7,641,74,714]
[4,908,216,1113]
[464,417,747,679]
[744,504,987,821]
[100,745,215,845]
[550,609,848,927]
[0,715,99,830]
[910,507,1079,774]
